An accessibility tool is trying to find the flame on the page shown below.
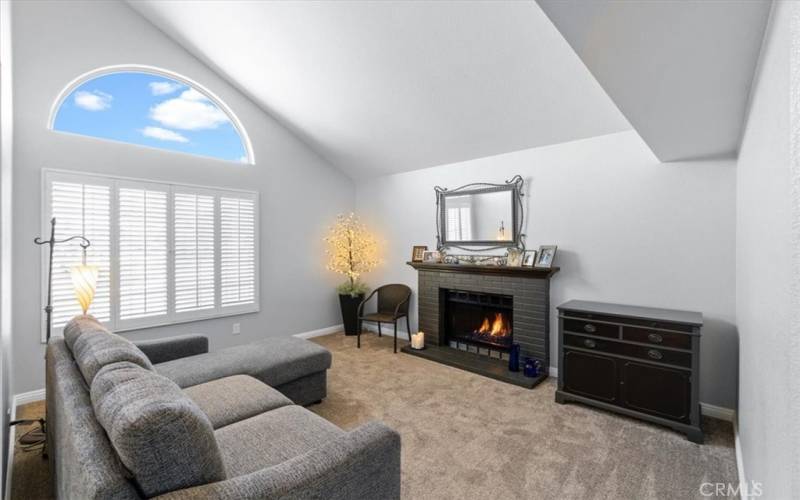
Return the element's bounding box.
[477,312,510,337]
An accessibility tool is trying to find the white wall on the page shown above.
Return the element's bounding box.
[356,130,737,408]
[0,0,12,493]
[736,1,799,497]
[10,0,354,395]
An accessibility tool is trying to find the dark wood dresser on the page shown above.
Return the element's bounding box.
[555,300,703,443]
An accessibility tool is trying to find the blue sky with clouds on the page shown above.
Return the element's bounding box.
[53,72,248,163]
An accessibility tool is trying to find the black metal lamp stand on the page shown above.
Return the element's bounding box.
[34,217,91,342]
[9,217,92,454]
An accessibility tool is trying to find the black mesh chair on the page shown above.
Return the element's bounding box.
[357,284,412,353]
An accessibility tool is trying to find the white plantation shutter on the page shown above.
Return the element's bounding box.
[220,195,256,308]
[117,184,168,322]
[43,171,258,338]
[174,191,216,313]
[47,178,111,334]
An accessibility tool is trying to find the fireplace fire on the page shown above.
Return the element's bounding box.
[444,290,513,350]
[476,312,511,338]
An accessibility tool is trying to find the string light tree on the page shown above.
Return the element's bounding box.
[324,213,380,336]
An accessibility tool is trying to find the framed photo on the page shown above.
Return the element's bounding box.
[534,245,557,269]
[411,245,428,262]
[523,250,537,267]
[506,248,523,267]
[422,250,442,263]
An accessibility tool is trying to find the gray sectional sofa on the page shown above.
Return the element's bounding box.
[46,316,401,499]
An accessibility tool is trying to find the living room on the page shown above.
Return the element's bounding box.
[0,0,797,499]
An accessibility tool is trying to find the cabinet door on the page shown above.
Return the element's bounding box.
[620,361,690,421]
[562,349,618,403]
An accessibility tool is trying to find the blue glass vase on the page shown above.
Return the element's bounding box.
[508,343,521,372]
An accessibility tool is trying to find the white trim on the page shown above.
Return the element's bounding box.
[362,323,411,338]
[4,400,14,500]
[46,64,255,165]
[12,389,45,407]
[548,366,558,378]
[699,402,736,422]
[733,415,748,499]
[293,324,343,339]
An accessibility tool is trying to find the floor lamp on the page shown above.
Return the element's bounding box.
[35,217,95,342]
[9,217,96,451]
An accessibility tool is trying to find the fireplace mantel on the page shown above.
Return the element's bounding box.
[406,261,559,278]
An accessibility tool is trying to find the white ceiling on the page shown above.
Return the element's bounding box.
[536,0,772,162]
[127,1,630,178]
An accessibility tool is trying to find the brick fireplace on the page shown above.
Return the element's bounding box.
[403,261,559,388]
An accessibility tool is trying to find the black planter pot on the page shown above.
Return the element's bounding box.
[339,293,365,336]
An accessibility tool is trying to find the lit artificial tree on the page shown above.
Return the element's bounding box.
[324,213,379,335]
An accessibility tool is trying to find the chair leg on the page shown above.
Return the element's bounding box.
[378,322,382,337]
[406,316,412,341]
[393,322,397,353]
[357,320,361,349]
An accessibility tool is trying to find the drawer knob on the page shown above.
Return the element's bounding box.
[583,324,597,333]
[647,333,663,343]
[647,349,663,360]
[583,339,597,349]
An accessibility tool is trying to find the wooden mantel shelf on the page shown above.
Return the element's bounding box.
[406,261,559,278]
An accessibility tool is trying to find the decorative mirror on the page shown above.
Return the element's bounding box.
[435,175,525,252]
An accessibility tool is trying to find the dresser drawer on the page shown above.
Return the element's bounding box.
[623,327,691,350]
[563,318,619,339]
[564,334,691,368]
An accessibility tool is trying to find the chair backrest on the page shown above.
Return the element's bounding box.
[377,284,412,315]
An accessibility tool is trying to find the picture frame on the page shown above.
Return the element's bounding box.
[411,245,428,262]
[523,250,537,267]
[534,245,557,269]
[506,248,523,267]
[422,250,442,263]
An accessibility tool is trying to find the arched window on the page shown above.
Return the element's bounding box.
[50,65,254,164]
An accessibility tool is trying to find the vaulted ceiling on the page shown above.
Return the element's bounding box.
[536,0,772,162]
[127,1,630,178]
[128,0,771,177]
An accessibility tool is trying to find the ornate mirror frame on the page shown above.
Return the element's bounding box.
[435,175,525,252]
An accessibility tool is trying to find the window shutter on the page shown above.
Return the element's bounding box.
[48,179,111,334]
[118,185,168,321]
[220,195,256,308]
[174,191,216,313]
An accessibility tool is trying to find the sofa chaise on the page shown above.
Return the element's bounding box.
[46,316,401,499]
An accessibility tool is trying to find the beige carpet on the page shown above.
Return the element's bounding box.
[310,332,738,500]
[9,332,737,499]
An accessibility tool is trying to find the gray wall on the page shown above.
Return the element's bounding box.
[10,0,354,395]
[356,130,738,409]
[736,1,799,497]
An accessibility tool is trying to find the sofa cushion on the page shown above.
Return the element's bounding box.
[155,336,332,390]
[91,362,226,498]
[214,405,345,477]
[73,329,154,385]
[63,314,107,352]
[183,375,293,429]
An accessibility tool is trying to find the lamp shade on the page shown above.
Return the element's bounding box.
[70,264,98,315]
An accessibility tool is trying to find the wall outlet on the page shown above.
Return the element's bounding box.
[232,323,241,335]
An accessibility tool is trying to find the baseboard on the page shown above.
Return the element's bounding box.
[733,415,748,499]
[4,402,16,500]
[362,323,410,337]
[699,402,736,422]
[12,389,45,407]
[292,324,343,339]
